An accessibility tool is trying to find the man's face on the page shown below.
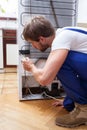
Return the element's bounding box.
[28,38,49,52]
[37,41,49,52]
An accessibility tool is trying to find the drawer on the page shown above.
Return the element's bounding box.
[3,29,16,37]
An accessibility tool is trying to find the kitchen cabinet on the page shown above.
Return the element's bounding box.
[3,29,18,67]
[0,29,3,69]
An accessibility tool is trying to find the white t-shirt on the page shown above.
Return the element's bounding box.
[51,27,87,54]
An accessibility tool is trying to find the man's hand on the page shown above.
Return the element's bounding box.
[52,100,64,107]
[21,57,33,71]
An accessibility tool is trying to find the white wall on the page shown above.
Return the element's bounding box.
[77,0,87,23]
[0,0,18,18]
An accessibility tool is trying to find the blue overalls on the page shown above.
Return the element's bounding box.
[57,28,87,111]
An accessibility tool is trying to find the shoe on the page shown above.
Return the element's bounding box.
[55,104,87,128]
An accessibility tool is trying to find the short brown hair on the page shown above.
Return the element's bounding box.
[23,16,55,41]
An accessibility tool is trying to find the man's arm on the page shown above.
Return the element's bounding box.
[22,49,69,86]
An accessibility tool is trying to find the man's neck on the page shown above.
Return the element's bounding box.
[46,34,55,47]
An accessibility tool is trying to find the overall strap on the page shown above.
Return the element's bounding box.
[65,28,87,34]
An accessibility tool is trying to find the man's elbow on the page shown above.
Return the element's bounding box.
[39,79,50,86]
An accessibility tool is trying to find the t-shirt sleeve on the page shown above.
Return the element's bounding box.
[51,30,73,51]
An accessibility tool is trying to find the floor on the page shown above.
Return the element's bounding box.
[0,68,87,130]
[0,68,18,95]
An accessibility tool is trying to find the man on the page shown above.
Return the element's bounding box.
[22,16,87,128]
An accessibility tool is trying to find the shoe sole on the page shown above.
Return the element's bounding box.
[56,121,87,128]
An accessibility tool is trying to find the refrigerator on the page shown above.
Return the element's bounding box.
[17,0,79,100]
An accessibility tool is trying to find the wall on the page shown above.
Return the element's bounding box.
[78,0,87,23]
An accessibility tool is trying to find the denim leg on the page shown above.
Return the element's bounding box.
[63,96,75,112]
[57,51,87,111]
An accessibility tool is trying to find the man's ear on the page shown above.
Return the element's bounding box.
[39,36,45,42]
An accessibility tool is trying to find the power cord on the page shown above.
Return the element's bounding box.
[41,91,60,101]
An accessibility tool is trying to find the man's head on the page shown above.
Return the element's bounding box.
[22,16,55,52]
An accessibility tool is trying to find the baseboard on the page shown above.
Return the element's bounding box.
[4,67,17,73]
